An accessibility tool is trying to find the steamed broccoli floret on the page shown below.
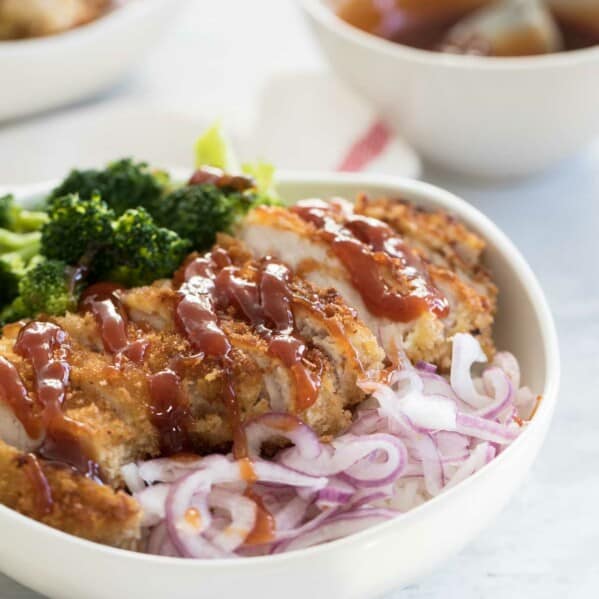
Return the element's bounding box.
[41,194,114,264]
[0,239,43,303]
[0,194,48,233]
[0,260,80,325]
[18,259,79,317]
[98,208,191,287]
[0,297,28,327]
[153,184,257,251]
[0,253,28,304]
[49,159,170,217]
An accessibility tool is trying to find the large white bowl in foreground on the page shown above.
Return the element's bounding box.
[301,0,599,178]
[0,173,559,599]
[0,0,186,122]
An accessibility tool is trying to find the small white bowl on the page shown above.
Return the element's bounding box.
[0,172,559,599]
[0,0,185,122]
[301,0,599,178]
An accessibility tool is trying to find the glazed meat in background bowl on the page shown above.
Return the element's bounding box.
[301,0,599,178]
[0,172,559,599]
[333,0,599,55]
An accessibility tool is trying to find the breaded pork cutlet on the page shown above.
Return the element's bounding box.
[355,195,497,363]
[238,198,496,370]
[0,238,384,491]
[121,236,384,449]
[0,440,141,549]
[0,320,159,486]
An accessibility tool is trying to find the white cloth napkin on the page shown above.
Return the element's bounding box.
[235,72,421,177]
[0,72,420,187]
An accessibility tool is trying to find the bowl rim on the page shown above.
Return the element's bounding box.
[0,0,178,55]
[0,170,560,569]
[300,0,599,70]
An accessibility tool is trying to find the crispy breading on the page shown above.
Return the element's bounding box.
[355,196,497,365]
[121,251,384,447]
[0,440,141,549]
[239,199,497,370]
[0,243,384,486]
[0,320,160,485]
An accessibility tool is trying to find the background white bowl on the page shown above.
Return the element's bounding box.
[0,0,185,122]
[301,0,599,178]
[0,172,559,599]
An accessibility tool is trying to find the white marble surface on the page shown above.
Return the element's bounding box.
[0,0,598,597]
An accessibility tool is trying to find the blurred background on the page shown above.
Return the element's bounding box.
[0,0,597,597]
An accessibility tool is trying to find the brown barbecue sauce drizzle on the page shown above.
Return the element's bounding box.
[188,166,255,193]
[19,453,53,516]
[244,487,276,545]
[0,321,102,504]
[290,200,449,322]
[80,282,148,365]
[148,369,191,456]
[175,251,323,459]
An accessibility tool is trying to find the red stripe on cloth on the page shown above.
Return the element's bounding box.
[337,120,393,172]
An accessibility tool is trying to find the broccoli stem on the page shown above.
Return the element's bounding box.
[0,230,41,255]
[12,208,48,233]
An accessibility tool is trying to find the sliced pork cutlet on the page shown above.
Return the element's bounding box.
[238,198,496,371]
[121,236,385,454]
[0,316,160,487]
[354,195,497,362]
[0,439,141,549]
[0,239,384,481]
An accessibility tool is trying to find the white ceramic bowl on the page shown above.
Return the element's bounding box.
[301,0,599,178]
[0,0,185,122]
[0,172,559,599]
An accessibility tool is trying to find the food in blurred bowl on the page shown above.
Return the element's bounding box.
[302,0,599,177]
[0,0,112,41]
[334,0,599,56]
[0,0,183,122]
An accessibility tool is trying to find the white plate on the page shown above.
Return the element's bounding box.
[0,172,559,599]
[0,0,186,122]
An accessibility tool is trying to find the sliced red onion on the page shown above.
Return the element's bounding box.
[137,457,203,484]
[279,433,407,488]
[316,477,357,508]
[475,367,513,420]
[245,413,321,459]
[350,409,384,435]
[125,332,534,559]
[252,459,327,490]
[415,360,437,373]
[456,413,519,444]
[146,521,180,557]
[492,351,521,388]
[346,489,391,510]
[413,433,444,496]
[434,431,470,462]
[208,489,257,552]
[272,509,397,554]
[271,506,337,543]
[398,392,457,431]
[450,333,491,408]
[418,371,459,402]
[443,442,491,490]
[272,496,310,531]
[514,386,538,420]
